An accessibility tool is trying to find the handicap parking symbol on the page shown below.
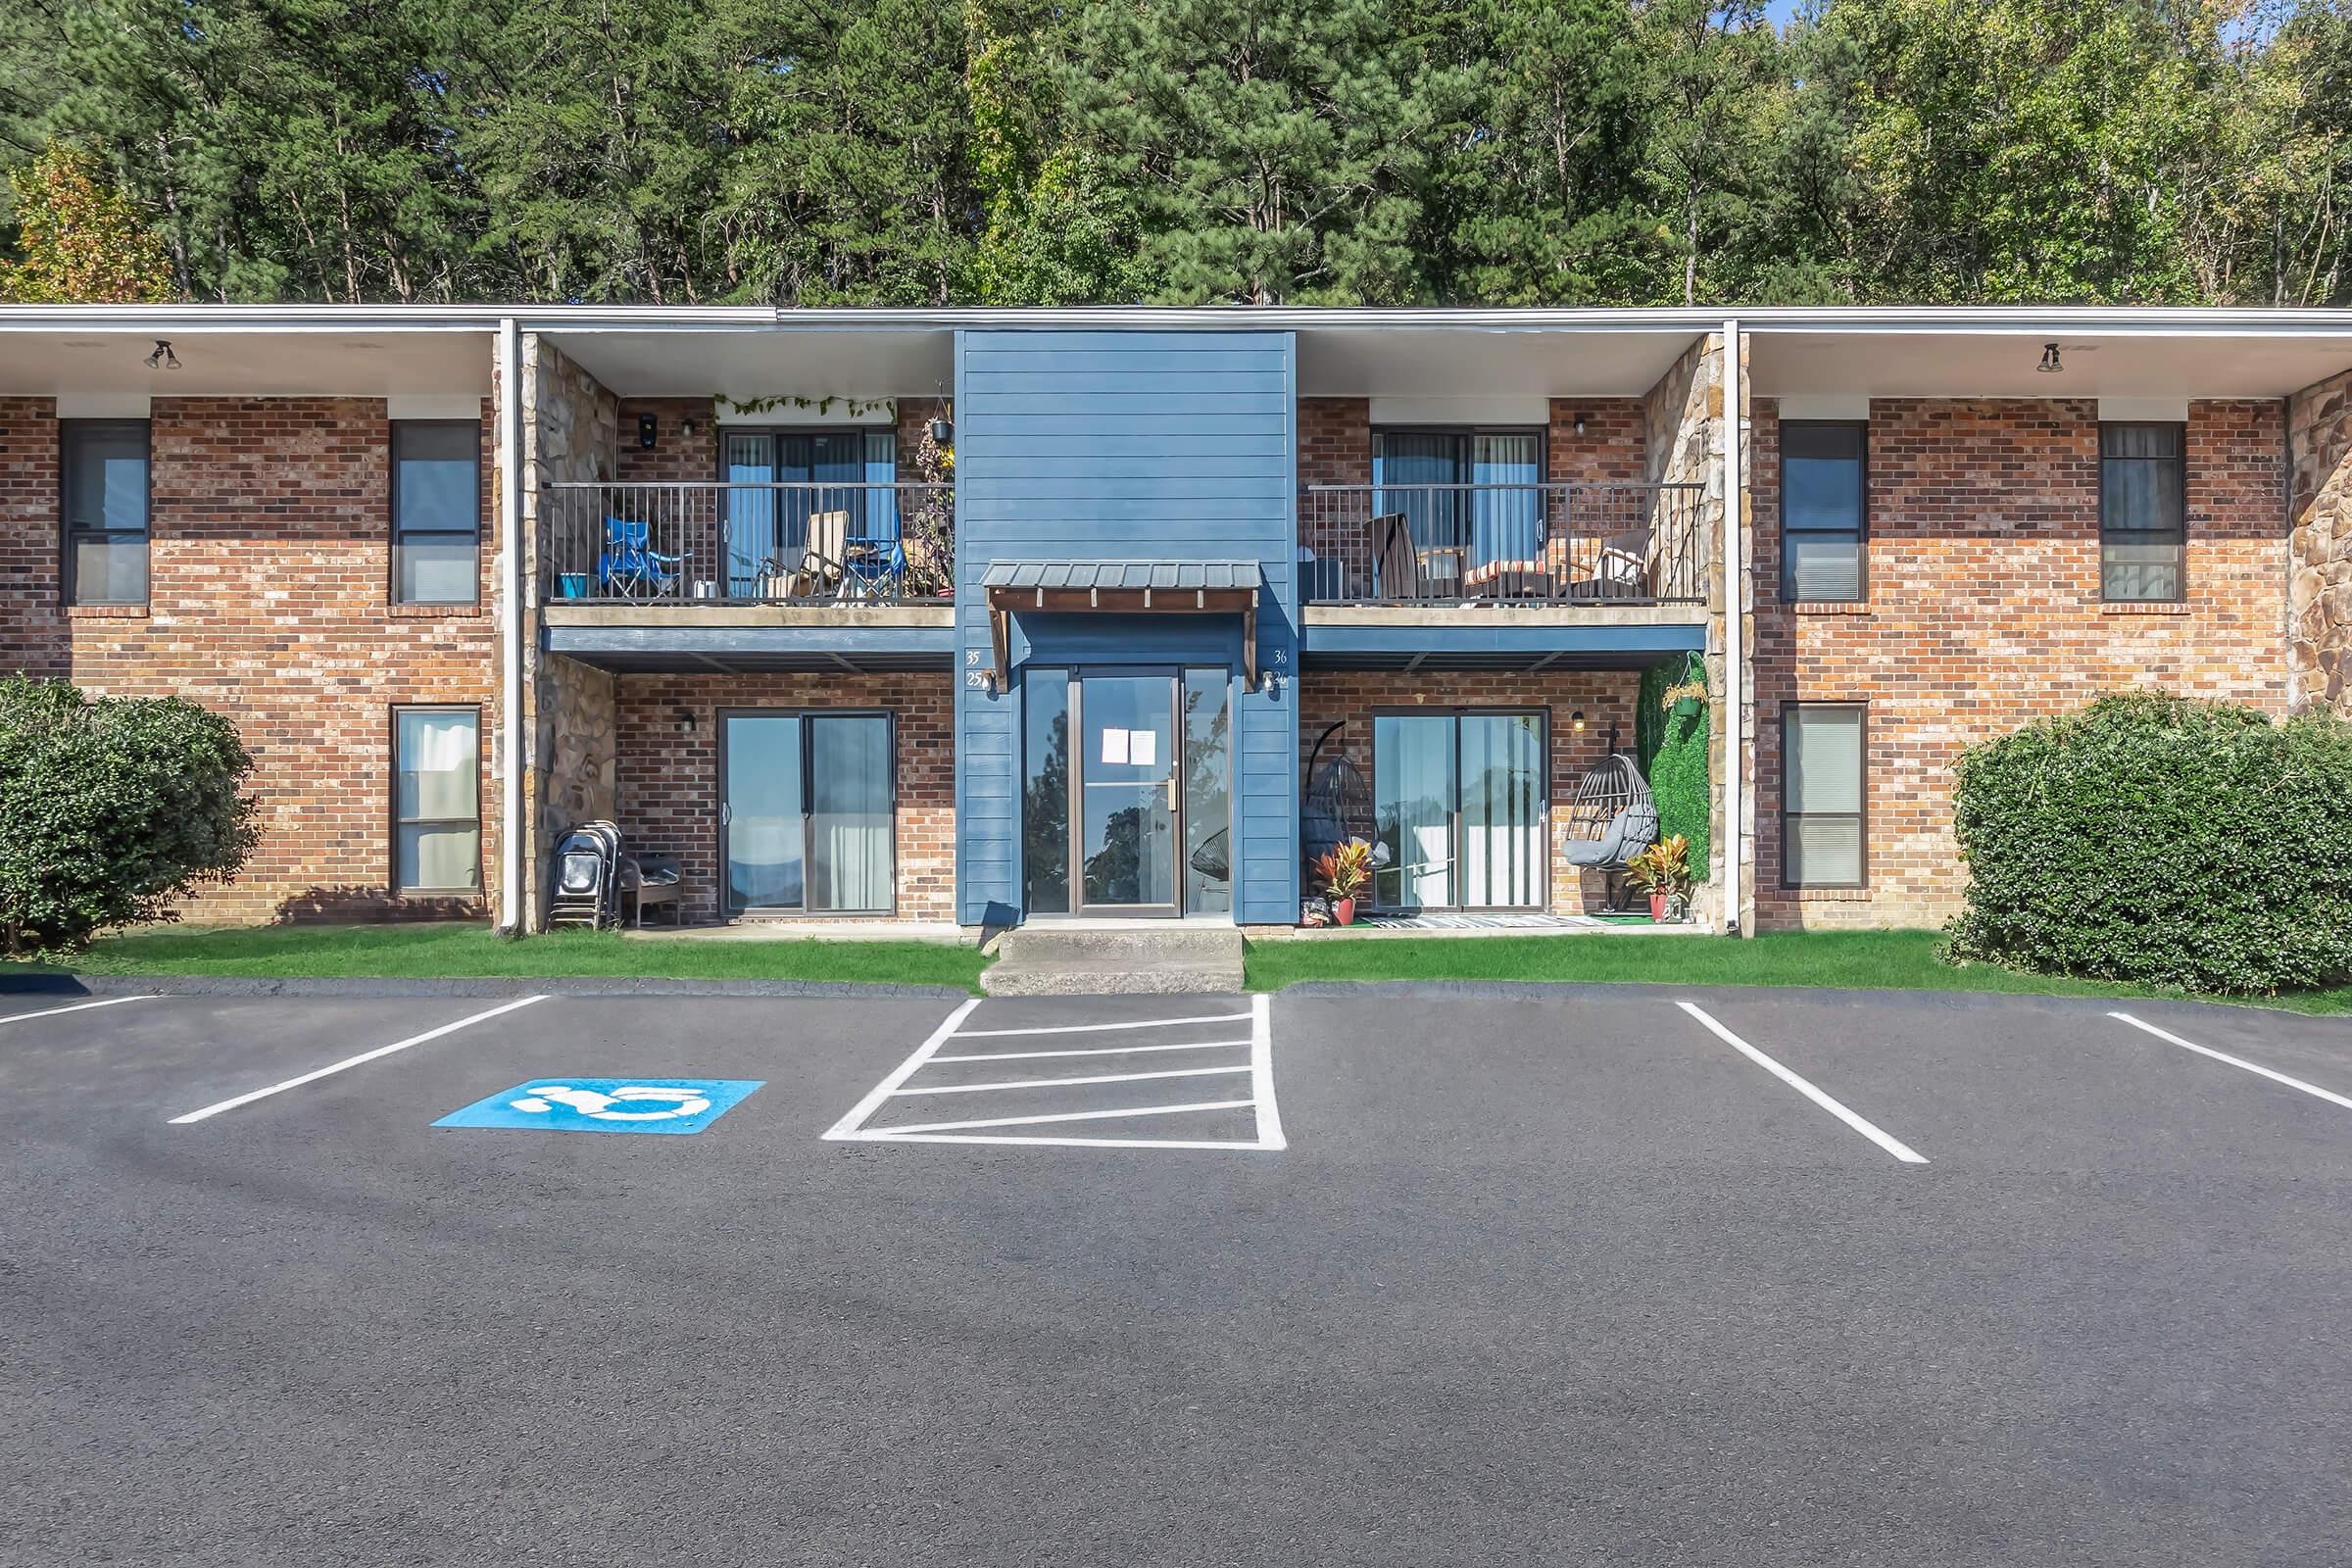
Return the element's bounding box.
[434,1077,762,1135]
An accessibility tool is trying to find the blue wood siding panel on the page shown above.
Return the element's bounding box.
[954,328,1299,926]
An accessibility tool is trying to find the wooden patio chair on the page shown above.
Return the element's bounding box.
[784,508,851,598]
[1369,512,1423,602]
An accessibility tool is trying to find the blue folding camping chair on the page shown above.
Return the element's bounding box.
[598,517,683,599]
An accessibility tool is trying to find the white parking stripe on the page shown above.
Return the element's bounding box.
[1677,1001,1929,1164]
[932,1037,1250,1063]
[820,998,981,1140]
[1250,993,1286,1151]
[890,1063,1251,1097]
[950,1011,1252,1039]
[0,995,150,1026]
[169,996,549,1124]
[855,1099,1258,1137]
[2111,1011,2352,1112]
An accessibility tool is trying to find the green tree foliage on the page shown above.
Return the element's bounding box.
[5,1,2352,306]
[0,141,173,302]
[0,678,261,954]
[1948,692,2352,995]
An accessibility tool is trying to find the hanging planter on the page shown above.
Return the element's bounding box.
[1660,653,1707,721]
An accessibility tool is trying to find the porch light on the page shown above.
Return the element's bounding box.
[671,705,695,733]
[1571,710,1587,733]
[144,339,179,370]
[2036,342,2063,374]
[1572,412,1586,436]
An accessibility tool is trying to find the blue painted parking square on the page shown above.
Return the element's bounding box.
[434,1077,763,1135]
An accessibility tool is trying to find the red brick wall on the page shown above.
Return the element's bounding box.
[1751,396,2290,929]
[614,398,715,483]
[1298,669,1644,914]
[0,395,502,922]
[612,671,955,922]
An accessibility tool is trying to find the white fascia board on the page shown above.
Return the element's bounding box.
[55,393,151,418]
[2097,396,2190,421]
[1368,394,1550,425]
[1772,394,1871,420]
[387,394,485,420]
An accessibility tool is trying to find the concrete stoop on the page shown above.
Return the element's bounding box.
[981,925,1247,996]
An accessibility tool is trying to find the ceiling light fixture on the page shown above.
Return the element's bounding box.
[2036,342,2063,374]
[145,339,179,370]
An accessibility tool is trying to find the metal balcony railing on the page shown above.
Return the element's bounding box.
[1298,482,1705,606]
[543,481,955,605]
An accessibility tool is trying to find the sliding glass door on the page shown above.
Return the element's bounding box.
[721,711,895,915]
[1372,710,1547,911]
[719,429,897,594]
[1372,429,1544,577]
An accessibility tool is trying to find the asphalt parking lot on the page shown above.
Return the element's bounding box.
[3,981,2348,1566]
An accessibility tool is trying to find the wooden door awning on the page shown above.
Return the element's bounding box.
[982,560,1262,686]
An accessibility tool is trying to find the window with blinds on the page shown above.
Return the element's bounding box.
[1782,705,1866,889]
[1779,420,1865,603]
[62,419,150,606]
[2099,422,2185,603]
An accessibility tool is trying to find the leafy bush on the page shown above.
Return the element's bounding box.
[1637,654,1709,878]
[0,677,260,953]
[1947,692,2352,995]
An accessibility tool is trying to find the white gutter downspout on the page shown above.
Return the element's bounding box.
[498,317,524,933]
[1720,318,1745,937]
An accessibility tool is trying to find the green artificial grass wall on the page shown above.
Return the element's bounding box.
[1636,654,1710,878]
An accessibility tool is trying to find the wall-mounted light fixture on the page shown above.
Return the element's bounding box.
[144,339,179,370]
[1259,670,1283,699]
[2036,342,2063,374]
[1570,710,1588,733]
[1572,412,1587,437]
[680,416,698,437]
[671,705,696,733]
[638,412,659,449]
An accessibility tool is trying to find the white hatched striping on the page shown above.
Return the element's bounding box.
[825,995,1282,1152]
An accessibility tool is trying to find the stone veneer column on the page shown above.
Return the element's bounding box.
[2287,366,2352,714]
[517,336,621,928]
[1641,331,1743,931]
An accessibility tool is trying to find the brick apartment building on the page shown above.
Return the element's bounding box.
[3,305,2349,937]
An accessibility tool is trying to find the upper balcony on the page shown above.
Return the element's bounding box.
[1298,481,1705,608]
[543,480,954,606]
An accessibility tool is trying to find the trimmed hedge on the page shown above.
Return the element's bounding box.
[1637,655,1709,878]
[0,676,260,953]
[1947,692,2352,995]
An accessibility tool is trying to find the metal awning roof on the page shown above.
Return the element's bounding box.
[982,560,1262,686]
[982,560,1259,593]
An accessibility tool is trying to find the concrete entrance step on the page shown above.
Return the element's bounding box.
[983,925,1246,996]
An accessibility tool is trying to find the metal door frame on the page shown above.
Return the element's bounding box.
[1069,666,1184,919]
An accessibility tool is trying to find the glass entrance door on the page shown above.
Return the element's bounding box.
[1075,671,1181,916]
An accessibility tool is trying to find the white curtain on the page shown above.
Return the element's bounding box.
[1459,714,1544,907]
[396,710,479,891]
[808,716,893,912]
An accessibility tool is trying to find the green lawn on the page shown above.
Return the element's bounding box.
[15,923,992,993]
[1245,927,2352,1016]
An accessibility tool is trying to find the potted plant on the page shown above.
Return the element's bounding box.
[1625,834,1692,922]
[1309,837,1377,926]
[1661,678,1706,720]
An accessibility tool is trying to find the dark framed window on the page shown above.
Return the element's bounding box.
[2099,421,2185,603]
[393,707,482,894]
[1781,704,1866,890]
[1371,707,1548,911]
[62,419,151,605]
[392,420,482,605]
[1780,420,1866,602]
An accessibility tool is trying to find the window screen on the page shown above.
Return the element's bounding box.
[392,421,480,605]
[1783,706,1865,888]
[2099,422,2184,603]
[63,420,150,605]
[1780,421,1865,602]
[394,708,481,892]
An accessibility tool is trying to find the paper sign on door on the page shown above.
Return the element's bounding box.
[1101,728,1129,764]
[1129,728,1157,766]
